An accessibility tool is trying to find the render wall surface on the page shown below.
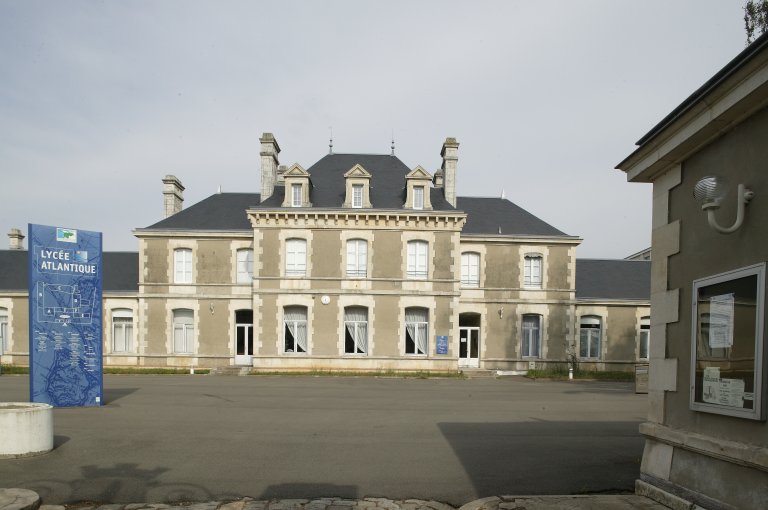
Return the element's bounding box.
[665,105,768,446]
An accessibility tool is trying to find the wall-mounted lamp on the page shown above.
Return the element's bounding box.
[693,176,754,234]
[498,306,504,319]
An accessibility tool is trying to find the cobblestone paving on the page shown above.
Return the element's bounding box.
[41,498,456,510]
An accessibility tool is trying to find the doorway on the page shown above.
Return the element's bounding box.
[459,313,481,368]
[235,309,254,366]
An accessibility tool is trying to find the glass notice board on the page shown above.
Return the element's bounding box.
[691,263,766,420]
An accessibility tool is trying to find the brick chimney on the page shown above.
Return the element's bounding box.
[162,175,185,218]
[260,133,281,203]
[7,228,24,250]
[440,137,459,207]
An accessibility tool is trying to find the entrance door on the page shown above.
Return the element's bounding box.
[235,310,254,366]
[459,327,480,368]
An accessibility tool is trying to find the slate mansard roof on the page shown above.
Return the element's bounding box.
[141,153,574,238]
[575,259,651,301]
[0,250,139,292]
[146,192,260,231]
[258,153,455,210]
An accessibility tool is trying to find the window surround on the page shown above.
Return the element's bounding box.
[639,316,650,361]
[236,248,254,284]
[521,314,542,359]
[285,238,308,277]
[404,306,429,356]
[399,297,436,357]
[173,247,193,284]
[343,306,369,355]
[337,294,376,356]
[172,308,195,354]
[406,240,429,280]
[518,246,549,291]
[404,166,433,210]
[282,305,309,354]
[346,238,368,278]
[579,315,603,360]
[343,164,372,208]
[111,308,134,353]
[0,306,8,355]
[524,253,543,289]
[281,163,311,208]
[461,252,481,287]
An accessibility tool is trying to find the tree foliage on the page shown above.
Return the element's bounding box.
[745,0,768,44]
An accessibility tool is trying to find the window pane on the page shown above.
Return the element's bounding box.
[407,241,428,279]
[286,239,307,276]
[414,187,424,209]
[292,184,302,207]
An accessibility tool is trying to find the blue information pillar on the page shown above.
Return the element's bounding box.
[28,224,103,407]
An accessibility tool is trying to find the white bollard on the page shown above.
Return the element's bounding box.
[0,403,54,458]
[569,366,573,380]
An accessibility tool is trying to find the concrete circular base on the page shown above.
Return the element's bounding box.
[0,488,40,510]
[0,403,53,458]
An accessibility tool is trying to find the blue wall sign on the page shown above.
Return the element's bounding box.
[28,224,103,407]
[436,335,449,355]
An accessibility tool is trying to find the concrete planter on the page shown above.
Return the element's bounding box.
[0,403,53,458]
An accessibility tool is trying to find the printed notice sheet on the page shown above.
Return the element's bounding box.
[709,293,735,349]
[702,366,745,408]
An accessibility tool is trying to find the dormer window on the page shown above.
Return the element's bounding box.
[405,166,432,210]
[281,164,311,208]
[344,164,372,208]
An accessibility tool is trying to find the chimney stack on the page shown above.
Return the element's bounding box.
[8,228,25,250]
[440,137,459,207]
[162,175,185,218]
[260,133,281,203]
[433,169,444,189]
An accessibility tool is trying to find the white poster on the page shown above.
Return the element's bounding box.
[718,378,746,408]
[702,366,720,404]
[708,293,735,349]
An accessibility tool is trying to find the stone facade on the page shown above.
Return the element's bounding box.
[1,137,651,374]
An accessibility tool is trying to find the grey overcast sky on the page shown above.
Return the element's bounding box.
[0,1,748,257]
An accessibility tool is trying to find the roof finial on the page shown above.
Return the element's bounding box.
[217,185,222,194]
[498,226,502,234]
[391,129,395,156]
[500,188,505,199]
[329,126,334,154]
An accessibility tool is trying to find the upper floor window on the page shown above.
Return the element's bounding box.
[522,314,541,358]
[173,309,194,354]
[407,240,428,279]
[413,186,425,210]
[0,307,8,354]
[291,183,302,207]
[285,239,307,277]
[284,305,308,353]
[579,316,601,359]
[352,184,364,208]
[112,308,134,353]
[236,249,254,283]
[405,307,428,355]
[344,306,368,354]
[346,239,368,277]
[524,255,542,288]
[639,316,650,360]
[461,252,480,287]
[174,248,192,284]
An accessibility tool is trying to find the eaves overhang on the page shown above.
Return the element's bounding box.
[617,32,768,183]
[133,229,251,239]
[459,234,582,245]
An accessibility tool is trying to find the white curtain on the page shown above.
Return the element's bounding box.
[345,307,368,353]
[285,306,308,352]
[405,307,428,354]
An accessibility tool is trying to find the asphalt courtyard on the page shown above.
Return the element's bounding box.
[0,375,646,506]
